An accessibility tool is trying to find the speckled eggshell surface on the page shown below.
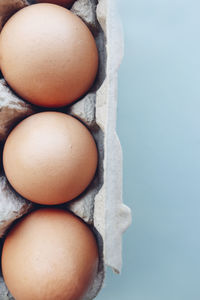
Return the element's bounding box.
[2,208,99,300]
[3,112,98,205]
[0,3,98,107]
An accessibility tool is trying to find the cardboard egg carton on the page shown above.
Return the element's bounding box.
[0,0,131,299]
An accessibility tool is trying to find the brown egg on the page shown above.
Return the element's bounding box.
[3,112,98,205]
[2,208,99,300]
[35,0,76,7]
[0,4,98,107]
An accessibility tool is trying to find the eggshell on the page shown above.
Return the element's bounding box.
[35,0,76,7]
[0,3,98,107]
[2,208,99,300]
[3,111,98,205]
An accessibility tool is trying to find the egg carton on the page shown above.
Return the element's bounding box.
[0,0,132,299]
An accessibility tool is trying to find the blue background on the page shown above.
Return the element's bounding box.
[97,0,200,299]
